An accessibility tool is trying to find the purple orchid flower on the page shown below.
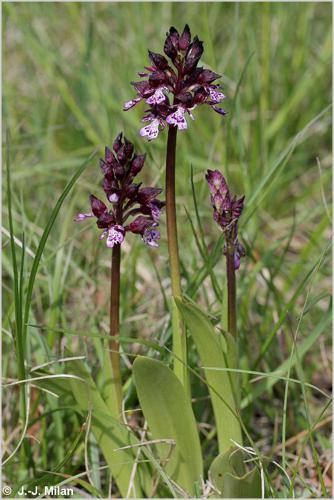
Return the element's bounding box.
[75,134,164,248]
[124,25,226,140]
[206,169,245,269]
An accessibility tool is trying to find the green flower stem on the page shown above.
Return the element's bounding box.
[226,247,237,338]
[226,245,242,438]
[110,243,122,416]
[224,246,245,454]
[165,125,189,392]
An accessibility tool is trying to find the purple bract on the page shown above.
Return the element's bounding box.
[75,133,164,248]
[124,24,226,140]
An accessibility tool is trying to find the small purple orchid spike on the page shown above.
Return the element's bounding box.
[124,24,226,140]
[206,169,245,270]
[75,134,165,248]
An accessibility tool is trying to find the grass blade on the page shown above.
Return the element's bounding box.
[23,151,96,344]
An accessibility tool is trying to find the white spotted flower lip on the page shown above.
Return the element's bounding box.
[74,133,165,248]
[106,225,125,248]
[140,118,162,141]
[124,24,227,140]
[208,88,225,104]
[166,106,188,130]
[146,87,168,105]
[143,224,161,247]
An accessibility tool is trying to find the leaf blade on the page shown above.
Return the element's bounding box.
[133,356,203,495]
[176,298,242,453]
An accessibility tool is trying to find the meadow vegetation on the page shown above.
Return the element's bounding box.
[3,2,332,497]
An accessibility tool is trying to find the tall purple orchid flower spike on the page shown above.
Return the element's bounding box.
[123,26,226,392]
[206,169,245,270]
[75,133,164,248]
[206,169,245,339]
[124,24,226,140]
[75,133,164,416]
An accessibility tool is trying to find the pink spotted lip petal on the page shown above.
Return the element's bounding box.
[166,107,188,130]
[139,119,161,140]
[208,88,225,103]
[143,225,161,247]
[146,87,168,105]
[106,225,125,248]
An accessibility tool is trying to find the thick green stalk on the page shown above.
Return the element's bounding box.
[226,248,237,338]
[110,243,122,416]
[165,125,189,392]
[226,245,242,442]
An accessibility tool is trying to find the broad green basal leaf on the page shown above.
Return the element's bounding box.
[175,297,242,454]
[133,356,203,495]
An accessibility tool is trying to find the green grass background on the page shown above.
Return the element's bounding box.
[3,2,332,498]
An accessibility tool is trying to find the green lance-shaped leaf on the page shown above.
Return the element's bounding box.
[209,447,262,498]
[67,359,152,498]
[133,356,203,495]
[175,298,242,453]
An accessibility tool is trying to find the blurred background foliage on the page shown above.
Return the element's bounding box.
[3,2,332,497]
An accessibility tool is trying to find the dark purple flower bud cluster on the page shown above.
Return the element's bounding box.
[124,24,226,140]
[206,169,245,270]
[75,133,165,248]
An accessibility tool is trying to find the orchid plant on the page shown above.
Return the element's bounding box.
[125,24,227,391]
[206,169,245,337]
[71,24,261,499]
[75,133,164,414]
